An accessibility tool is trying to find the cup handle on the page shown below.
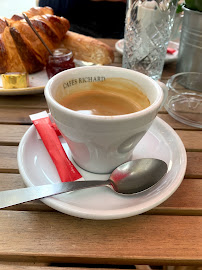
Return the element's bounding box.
[157,80,168,109]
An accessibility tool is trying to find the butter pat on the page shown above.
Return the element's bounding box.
[1,72,29,89]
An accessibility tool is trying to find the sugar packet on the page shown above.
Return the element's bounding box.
[30,111,83,182]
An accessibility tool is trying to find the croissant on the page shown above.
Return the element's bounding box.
[11,6,54,21]
[0,6,114,74]
[0,7,70,74]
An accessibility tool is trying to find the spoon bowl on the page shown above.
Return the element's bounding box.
[0,158,167,209]
[110,158,168,194]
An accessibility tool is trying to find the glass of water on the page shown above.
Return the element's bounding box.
[122,0,178,80]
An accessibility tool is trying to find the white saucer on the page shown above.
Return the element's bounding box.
[115,39,179,64]
[17,117,187,220]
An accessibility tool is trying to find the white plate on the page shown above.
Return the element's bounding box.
[115,39,179,64]
[0,60,96,96]
[17,117,187,220]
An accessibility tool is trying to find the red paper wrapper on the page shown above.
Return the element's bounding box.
[30,111,83,182]
[167,48,177,55]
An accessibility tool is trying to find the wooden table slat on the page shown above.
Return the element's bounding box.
[0,174,201,215]
[0,211,201,265]
[1,146,202,177]
[176,131,202,151]
[158,114,201,131]
[1,124,201,151]
[0,267,137,270]
[0,94,47,108]
[0,125,30,145]
[0,108,47,125]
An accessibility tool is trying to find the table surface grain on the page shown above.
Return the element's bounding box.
[0,39,201,269]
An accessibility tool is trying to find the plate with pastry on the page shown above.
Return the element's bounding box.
[115,39,179,64]
[0,60,98,96]
[0,70,49,95]
[0,7,114,95]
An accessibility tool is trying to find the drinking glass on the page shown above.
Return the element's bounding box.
[122,0,178,80]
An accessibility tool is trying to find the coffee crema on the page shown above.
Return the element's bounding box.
[58,78,150,116]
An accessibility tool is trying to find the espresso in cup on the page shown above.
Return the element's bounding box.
[58,78,150,116]
[45,66,164,173]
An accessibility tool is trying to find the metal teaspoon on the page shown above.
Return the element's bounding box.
[0,158,167,209]
[22,12,53,55]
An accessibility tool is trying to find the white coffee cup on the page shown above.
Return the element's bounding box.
[45,66,165,173]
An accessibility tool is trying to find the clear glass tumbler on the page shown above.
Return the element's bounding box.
[122,0,178,80]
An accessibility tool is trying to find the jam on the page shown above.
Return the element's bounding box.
[46,48,75,79]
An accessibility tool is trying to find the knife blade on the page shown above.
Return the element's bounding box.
[0,180,108,209]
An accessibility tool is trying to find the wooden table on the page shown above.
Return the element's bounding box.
[0,39,201,270]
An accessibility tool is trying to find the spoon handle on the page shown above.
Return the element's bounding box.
[22,13,53,56]
[0,180,110,209]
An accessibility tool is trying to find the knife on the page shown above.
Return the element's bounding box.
[0,180,107,209]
